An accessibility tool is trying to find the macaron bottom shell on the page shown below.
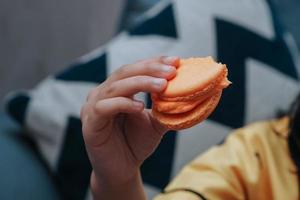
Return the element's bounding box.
[151,88,222,114]
[151,92,222,130]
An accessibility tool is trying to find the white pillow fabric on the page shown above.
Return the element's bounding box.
[6,0,300,199]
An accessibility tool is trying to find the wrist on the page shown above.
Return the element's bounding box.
[90,170,146,200]
[91,167,141,187]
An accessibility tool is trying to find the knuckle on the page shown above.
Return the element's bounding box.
[114,97,123,104]
[87,87,97,101]
[118,64,129,75]
[150,56,164,62]
[81,115,90,134]
[146,61,156,68]
[146,59,165,70]
[105,82,117,96]
[148,56,164,64]
[81,122,88,135]
[135,58,145,64]
[82,123,93,138]
[135,76,154,89]
[80,104,86,120]
[148,56,160,64]
[133,76,148,85]
[140,57,157,65]
[144,76,154,85]
[158,55,165,62]
[147,77,155,85]
[114,97,125,109]
[150,62,163,71]
[92,102,101,115]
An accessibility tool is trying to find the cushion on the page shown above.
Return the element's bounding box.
[0,113,60,200]
[5,0,300,199]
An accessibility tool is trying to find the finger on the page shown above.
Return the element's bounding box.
[86,87,98,101]
[147,109,169,136]
[160,56,180,67]
[103,76,167,99]
[80,103,88,121]
[95,97,144,117]
[140,56,180,67]
[82,97,144,143]
[108,56,179,82]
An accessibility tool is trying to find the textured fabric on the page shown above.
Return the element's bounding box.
[4,0,300,199]
[155,118,298,200]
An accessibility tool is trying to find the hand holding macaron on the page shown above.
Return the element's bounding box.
[80,56,179,200]
[80,56,230,200]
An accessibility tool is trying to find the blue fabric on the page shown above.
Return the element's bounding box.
[0,113,59,200]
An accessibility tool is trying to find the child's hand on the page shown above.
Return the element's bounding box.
[80,56,179,189]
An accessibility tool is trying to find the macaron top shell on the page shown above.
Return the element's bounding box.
[160,57,227,99]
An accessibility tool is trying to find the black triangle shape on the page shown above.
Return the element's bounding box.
[140,94,177,189]
[129,4,178,38]
[6,94,30,125]
[56,117,92,200]
[209,18,298,129]
[55,53,107,83]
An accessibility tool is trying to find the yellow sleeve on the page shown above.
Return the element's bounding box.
[154,128,261,200]
[154,190,201,200]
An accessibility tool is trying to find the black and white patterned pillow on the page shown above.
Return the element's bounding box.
[5,0,300,199]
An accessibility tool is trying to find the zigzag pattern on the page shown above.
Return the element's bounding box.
[5,1,300,199]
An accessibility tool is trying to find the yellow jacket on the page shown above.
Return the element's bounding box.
[154,118,298,200]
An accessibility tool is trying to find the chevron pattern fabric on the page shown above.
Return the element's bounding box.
[5,0,300,199]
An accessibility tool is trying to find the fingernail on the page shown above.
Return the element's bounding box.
[153,78,166,87]
[163,56,179,64]
[162,65,176,73]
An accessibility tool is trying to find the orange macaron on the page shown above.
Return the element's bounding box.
[151,56,231,130]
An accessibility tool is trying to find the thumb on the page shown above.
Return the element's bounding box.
[148,109,169,136]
